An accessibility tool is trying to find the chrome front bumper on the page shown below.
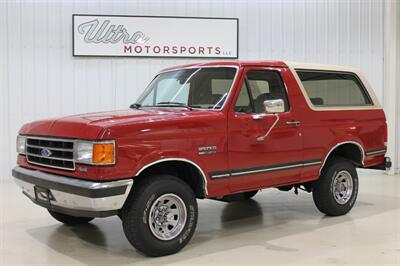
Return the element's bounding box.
[12,166,133,217]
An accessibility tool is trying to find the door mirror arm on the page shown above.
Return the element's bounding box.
[256,113,280,142]
[255,99,285,141]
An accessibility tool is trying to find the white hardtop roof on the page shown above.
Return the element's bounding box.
[285,61,360,73]
[284,61,381,109]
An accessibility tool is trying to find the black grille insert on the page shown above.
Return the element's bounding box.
[26,137,75,171]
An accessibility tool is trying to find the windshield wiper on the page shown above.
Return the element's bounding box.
[156,101,193,111]
[130,103,141,109]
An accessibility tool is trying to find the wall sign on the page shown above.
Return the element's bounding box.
[73,14,238,58]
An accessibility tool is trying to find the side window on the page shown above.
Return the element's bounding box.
[248,71,289,113]
[296,70,372,106]
[234,70,290,114]
[234,83,252,113]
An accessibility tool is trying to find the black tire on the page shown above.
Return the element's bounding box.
[312,157,358,216]
[48,210,94,225]
[221,190,258,202]
[121,175,198,257]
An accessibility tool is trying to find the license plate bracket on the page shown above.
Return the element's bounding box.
[34,186,54,206]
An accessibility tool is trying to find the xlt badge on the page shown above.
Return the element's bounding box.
[198,146,217,155]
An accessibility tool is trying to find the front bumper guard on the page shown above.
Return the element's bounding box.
[12,166,133,218]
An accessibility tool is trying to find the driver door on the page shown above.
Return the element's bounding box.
[226,67,303,192]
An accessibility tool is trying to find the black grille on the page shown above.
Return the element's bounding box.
[26,137,75,171]
[26,146,73,159]
[27,138,73,149]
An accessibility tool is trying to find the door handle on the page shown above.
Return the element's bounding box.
[252,114,264,120]
[286,120,301,126]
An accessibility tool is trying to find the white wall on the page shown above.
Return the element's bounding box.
[1,0,396,182]
[383,0,400,175]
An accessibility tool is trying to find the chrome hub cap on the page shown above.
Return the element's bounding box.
[332,170,354,205]
[148,193,187,241]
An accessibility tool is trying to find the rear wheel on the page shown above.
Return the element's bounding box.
[312,157,358,216]
[48,210,94,225]
[221,190,258,202]
[121,175,198,257]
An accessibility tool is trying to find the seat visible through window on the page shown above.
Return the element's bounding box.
[234,70,289,113]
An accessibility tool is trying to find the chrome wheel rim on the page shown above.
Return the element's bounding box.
[332,170,354,205]
[148,193,187,241]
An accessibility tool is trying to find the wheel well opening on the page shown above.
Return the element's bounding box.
[326,143,363,167]
[136,161,206,198]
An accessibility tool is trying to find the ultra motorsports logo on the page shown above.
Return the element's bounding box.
[77,18,223,56]
[78,19,150,44]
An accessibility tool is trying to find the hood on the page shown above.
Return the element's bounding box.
[19,108,212,139]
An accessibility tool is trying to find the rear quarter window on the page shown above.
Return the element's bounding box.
[296,70,373,107]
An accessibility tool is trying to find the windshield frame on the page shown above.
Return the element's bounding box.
[135,65,239,111]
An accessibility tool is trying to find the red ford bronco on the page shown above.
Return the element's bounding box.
[13,61,391,256]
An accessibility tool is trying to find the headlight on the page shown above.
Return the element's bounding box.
[75,140,115,165]
[16,135,27,154]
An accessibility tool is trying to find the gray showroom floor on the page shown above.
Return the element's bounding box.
[1,171,399,265]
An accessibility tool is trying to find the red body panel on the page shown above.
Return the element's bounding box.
[226,67,303,192]
[17,61,387,197]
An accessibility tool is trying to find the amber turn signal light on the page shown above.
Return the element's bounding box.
[92,143,115,164]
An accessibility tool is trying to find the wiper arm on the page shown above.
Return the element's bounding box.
[129,103,141,109]
[156,101,193,111]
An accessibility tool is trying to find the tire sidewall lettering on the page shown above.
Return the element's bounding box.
[348,176,358,207]
[143,193,156,224]
[330,170,339,196]
[179,204,195,244]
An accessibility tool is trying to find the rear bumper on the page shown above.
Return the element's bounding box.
[12,166,133,217]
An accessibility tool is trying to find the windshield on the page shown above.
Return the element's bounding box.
[136,67,237,109]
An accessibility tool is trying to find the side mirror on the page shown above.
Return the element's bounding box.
[263,99,285,113]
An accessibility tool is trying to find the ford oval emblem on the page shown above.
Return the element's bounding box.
[41,148,52,157]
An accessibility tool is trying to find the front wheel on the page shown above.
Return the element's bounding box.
[312,157,358,216]
[121,175,198,257]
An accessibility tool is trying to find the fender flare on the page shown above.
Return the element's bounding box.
[319,141,365,173]
[135,157,209,196]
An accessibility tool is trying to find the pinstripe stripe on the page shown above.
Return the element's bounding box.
[210,159,321,179]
